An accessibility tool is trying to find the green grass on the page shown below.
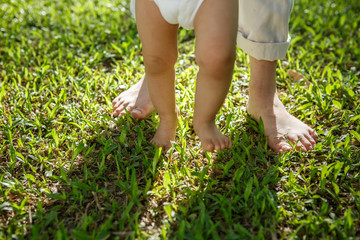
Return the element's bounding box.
[0,0,359,239]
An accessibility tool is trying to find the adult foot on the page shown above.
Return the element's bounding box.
[247,94,318,152]
[112,76,154,119]
[194,121,232,152]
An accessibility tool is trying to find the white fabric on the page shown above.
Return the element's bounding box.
[130,0,294,61]
[130,0,204,30]
[237,0,294,61]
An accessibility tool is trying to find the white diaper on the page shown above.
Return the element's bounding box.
[130,0,204,30]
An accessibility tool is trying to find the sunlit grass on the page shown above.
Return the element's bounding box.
[0,0,359,239]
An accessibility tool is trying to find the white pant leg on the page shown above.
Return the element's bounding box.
[130,0,135,18]
[237,0,294,61]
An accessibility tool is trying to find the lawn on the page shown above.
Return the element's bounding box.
[0,0,359,239]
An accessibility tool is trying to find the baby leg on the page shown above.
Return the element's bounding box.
[193,0,238,151]
[135,0,179,149]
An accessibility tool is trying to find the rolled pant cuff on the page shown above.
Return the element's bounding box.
[237,32,290,61]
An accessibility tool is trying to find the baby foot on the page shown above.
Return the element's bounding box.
[112,76,154,119]
[247,95,318,152]
[151,115,178,150]
[194,122,232,152]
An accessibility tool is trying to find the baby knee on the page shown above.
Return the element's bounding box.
[144,53,178,74]
[196,47,236,75]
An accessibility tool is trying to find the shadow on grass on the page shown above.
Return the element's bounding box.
[25,114,164,239]
[164,117,284,239]
[163,114,360,239]
[19,110,284,239]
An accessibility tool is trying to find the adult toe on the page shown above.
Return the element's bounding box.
[309,129,318,141]
[304,133,316,147]
[268,137,291,153]
[299,137,313,151]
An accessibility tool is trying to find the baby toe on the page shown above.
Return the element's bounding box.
[131,108,145,119]
[226,138,232,148]
[203,141,215,152]
[112,96,120,106]
[113,107,124,117]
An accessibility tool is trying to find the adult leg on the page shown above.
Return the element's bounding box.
[247,57,318,152]
[135,0,179,148]
[237,0,317,152]
[193,0,238,152]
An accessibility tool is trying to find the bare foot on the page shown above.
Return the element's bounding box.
[112,76,154,119]
[151,115,178,150]
[194,121,232,152]
[247,94,318,152]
